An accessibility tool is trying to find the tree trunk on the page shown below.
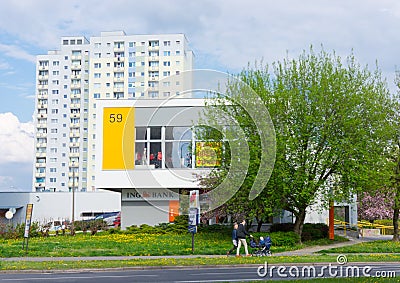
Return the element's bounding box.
[393,208,399,242]
[256,217,263,232]
[293,208,306,243]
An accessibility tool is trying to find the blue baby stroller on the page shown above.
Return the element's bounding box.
[250,236,272,256]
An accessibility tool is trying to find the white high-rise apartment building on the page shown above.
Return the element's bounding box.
[33,31,194,192]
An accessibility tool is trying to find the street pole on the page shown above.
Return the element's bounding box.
[71,162,75,235]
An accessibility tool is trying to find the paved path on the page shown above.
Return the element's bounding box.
[0,235,393,262]
[274,235,393,256]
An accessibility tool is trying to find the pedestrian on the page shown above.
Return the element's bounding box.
[227,222,238,255]
[236,219,252,257]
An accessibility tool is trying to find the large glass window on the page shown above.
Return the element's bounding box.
[134,126,193,169]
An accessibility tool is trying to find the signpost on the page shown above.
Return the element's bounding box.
[22,204,33,253]
[188,190,200,253]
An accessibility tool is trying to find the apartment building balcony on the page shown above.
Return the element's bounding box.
[114,56,125,62]
[71,113,80,118]
[38,75,49,80]
[71,74,81,80]
[37,122,47,128]
[70,103,81,109]
[38,94,48,99]
[34,182,44,188]
[35,162,46,167]
[35,152,46,158]
[69,161,79,167]
[113,47,124,52]
[71,93,81,99]
[71,55,82,60]
[149,66,159,71]
[150,56,159,61]
[149,76,159,81]
[37,113,48,119]
[148,86,159,91]
[71,64,82,70]
[113,87,124,92]
[113,67,125,72]
[70,122,80,128]
[38,104,47,109]
[39,65,48,70]
[113,76,124,82]
[69,142,80,148]
[148,46,160,51]
[71,83,81,89]
[37,85,48,90]
[70,132,80,138]
[35,172,46,178]
[69,153,80,158]
[36,132,47,138]
[36,143,47,148]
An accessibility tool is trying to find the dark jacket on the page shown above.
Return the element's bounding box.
[237,223,250,239]
[232,228,238,241]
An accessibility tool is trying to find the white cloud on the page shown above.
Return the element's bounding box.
[0,43,36,63]
[0,112,34,164]
[0,61,11,70]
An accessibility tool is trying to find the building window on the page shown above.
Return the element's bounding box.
[163,61,170,66]
[94,63,101,68]
[63,40,68,45]
[163,51,170,56]
[176,50,181,55]
[163,41,170,46]
[94,73,101,78]
[94,93,100,98]
[64,56,68,60]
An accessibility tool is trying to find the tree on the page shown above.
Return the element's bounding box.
[358,191,394,222]
[386,70,400,241]
[201,47,395,240]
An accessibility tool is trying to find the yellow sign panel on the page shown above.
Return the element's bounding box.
[195,141,222,168]
[102,107,135,170]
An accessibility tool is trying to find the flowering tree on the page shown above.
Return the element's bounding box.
[358,191,394,222]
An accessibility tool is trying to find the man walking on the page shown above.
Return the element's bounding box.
[227,222,238,255]
[236,219,252,257]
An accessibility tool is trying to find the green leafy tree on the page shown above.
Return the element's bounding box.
[201,47,395,240]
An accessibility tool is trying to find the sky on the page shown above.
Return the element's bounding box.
[0,0,400,191]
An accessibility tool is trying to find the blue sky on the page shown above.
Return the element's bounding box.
[1,0,400,191]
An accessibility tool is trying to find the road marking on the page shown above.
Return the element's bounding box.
[1,274,157,281]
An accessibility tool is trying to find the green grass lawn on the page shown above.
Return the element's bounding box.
[1,232,400,271]
[318,240,400,254]
[0,232,348,258]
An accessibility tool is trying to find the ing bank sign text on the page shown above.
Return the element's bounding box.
[122,189,179,201]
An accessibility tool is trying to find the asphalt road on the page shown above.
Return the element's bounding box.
[0,263,399,282]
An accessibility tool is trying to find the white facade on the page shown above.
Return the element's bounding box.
[95,98,208,228]
[32,31,194,193]
[0,191,120,225]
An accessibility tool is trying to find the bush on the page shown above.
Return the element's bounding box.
[252,231,300,247]
[269,223,295,233]
[374,219,398,226]
[198,224,231,234]
[302,223,328,242]
[269,223,329,242]
[0,222,40,240]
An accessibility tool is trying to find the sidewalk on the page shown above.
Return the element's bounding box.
[0,235,393,262]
